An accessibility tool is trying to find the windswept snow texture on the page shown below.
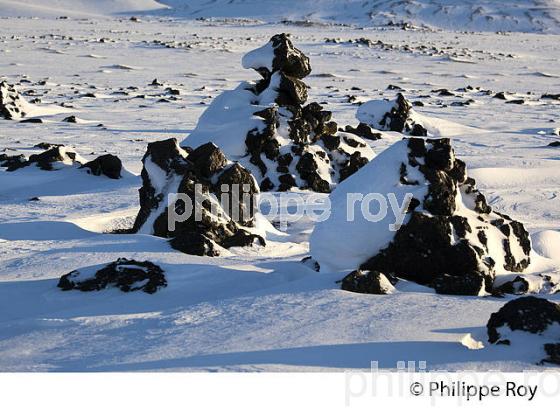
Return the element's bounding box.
[0,6,560,371]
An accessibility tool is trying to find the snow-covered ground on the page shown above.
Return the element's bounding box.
[1,1,560,371]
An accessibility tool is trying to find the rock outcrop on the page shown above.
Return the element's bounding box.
[182,34,374,193]
[311,138,532,296]
[357,93,428,136]
[0,81,28,120]
[58,258,167,294]
[132,138,264,256]
[487,296,560,365]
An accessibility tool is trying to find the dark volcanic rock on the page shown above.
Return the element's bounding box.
[0,153,26,170]
[487,296,560,364]
[132,138,264,256]
[82,154,123,179]
[58,258,166,294]
[340,270,397,294]
[358,138,531,295]
[0,81,28,120]
[344,123,382,140]
[13,146,80,171]
[244,33,311,80]
[3,145,124,178]
[185,34,373,193]
[357,93,428,136]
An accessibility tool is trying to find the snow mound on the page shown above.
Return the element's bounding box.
[184,33,374,192]
[532,230,560,261]
[311,137,533,296]
[131,138,266,256]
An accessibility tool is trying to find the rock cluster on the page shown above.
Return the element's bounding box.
[0,145,122,178]
[0,81,28,120]
[487,296,560,365]
[183,34,374,193]
[361,138,531,295]
[357,93,428,136]
[311,137,532,296]
[58,258,167,294]
[132,138,264,256]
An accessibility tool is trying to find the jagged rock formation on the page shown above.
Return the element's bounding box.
[183,34,374,193]
[487,296,560,365]
[0,145,123,178]
[132,138,264,256]
[357,93,428,136]
[58,258,167,294]
[0,81,28,120]
[311,137,532,296]
[339,270,397,294]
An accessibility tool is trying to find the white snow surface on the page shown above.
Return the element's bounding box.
[0,8,560,372]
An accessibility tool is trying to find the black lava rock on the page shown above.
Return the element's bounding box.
[0,81,28,120]
[344,123,382,140]
[58,258,167,294]
[360,138,531,296]
[339,270,397,294]
[486,297,560,365]
[82,154,123,179]
[132,138,264,256]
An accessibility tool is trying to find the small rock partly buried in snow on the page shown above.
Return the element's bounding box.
[0,81,28,120]
[339,270,397,294]
[58,258,166,294]
[1,145,123,178]
[357,93,428,136]
[301,256,320,272]
[487,296,560,365]
[344,123,382,140]
[132,138,264,256]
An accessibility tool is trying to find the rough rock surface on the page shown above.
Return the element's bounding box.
[0,145,123,178]
[58,258,167,294]
[357,93,428,136]
[487,296,560,365]
[339,270,397,294]
[183,34,374,193]
[0,81,28,120]
[81,154,123,179]
[344,123,382,140]
[360,138,531,295]
[132,138,264,256]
